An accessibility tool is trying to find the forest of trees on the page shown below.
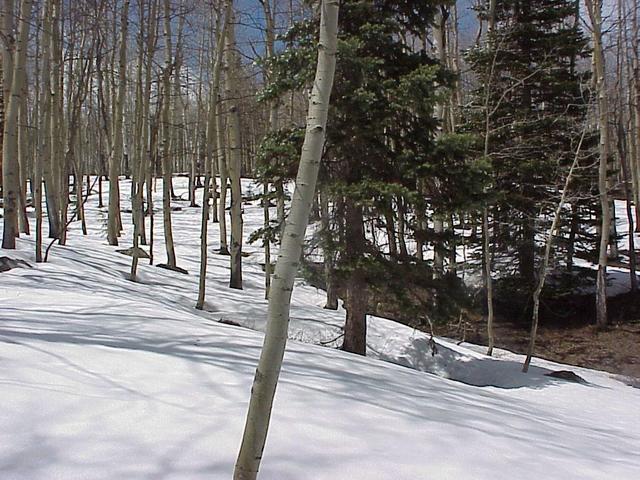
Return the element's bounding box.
[1,1,639,477]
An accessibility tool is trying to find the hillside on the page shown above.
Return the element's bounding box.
[1,178,639,479]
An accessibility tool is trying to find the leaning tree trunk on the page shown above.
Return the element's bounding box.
[2,0,33,249]
[233,1,339,478]
[523,123,587,372]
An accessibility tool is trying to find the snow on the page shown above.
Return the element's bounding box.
[1,177,639,479]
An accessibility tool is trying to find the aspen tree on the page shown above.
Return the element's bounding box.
[224,5,244,289]
[17,92,28,235]
[130,0,160,279]
[523,122,588,372]
[49,0,64,241]
[585,0,611,328]
[35,0,53,261]
[2,0,33,249]
[432,6,450,277]
[320,190,338,309]
[196,0,231,309]
[617,0,638,292]
[107,0,129,246]
[234,1,339,477]
[161,0,178,268]
[60,32,93,245]
[482,0,497,355]
[260,0,277,298]
[216,100,229,253]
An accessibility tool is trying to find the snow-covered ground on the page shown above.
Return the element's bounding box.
[1,177,639,479]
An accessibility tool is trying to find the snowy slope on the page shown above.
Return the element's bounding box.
[1,177,639,479]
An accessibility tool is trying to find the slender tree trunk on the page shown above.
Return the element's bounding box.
[618,121,638,292]
[263,182,272,299]
[233,2,339,477]
[523,123,587,372]
[261,0,278,298]
[481,2,497,354]
[217,102,229,254]
[320,189,338,309]
[196,0,231,308]
[107,2,129,246]
[397,197,408,258]
[161,0,177,267]
[586,0,611,328]
[224,7,244,290]
[2,0,32,249]
[35,0,52,260]
[17,83,29,235]
[384,202,397,256]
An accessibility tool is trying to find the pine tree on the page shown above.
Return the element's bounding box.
[258,0,484,354]
[466,0,590,295]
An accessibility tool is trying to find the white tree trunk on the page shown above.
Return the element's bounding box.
[107,1,129,246]
[196,0,231,308]
[586,0,611,328]
[523,123,587,372]
[35,0,52,261]
[233,1,339,477]
[161,0,177,268]
[224,6,244,290]
[2,0,32,249]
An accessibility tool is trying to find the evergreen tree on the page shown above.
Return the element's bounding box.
[259,0,485,353]
[466,0,591,295]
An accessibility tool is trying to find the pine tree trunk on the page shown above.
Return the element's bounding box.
[233,2,339,477]
[342,198,367,355]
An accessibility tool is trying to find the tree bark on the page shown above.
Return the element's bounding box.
[586,0,611,328]
[225,6,244,289]
[196,0,231,308]
[233,1,339,477]
[160,0,177,267]
[35,0,52,261]
[320,189,338,309]
[523,123,587,372]
[342,198,368,355]
[106,1,129,246]
[2,0,32,249]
